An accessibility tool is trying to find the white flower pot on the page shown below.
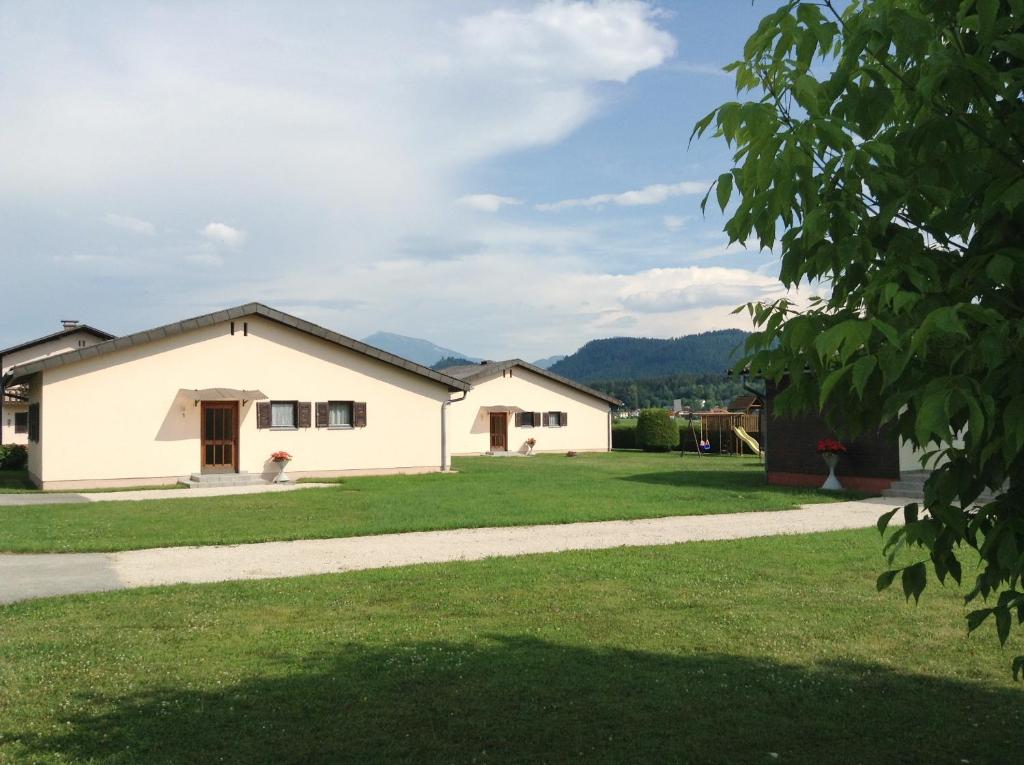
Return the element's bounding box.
[820,452,843,491]
[273,460,291,483]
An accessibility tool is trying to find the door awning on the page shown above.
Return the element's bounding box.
[479,405,524,413]
[179,388,268,403]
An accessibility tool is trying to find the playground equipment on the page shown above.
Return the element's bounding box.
[683,410,763,458]
[732,425,763,461]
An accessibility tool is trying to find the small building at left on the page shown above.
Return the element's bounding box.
[1,321,115,445]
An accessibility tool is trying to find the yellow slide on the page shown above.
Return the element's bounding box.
[733,425,763,460]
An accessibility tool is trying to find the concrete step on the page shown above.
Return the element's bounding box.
[180,472,270,488]
[881,471,999,504]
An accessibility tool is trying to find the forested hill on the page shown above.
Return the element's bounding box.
[548,329,749,383]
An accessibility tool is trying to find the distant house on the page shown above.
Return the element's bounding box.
[726,393,763,413]
[441,360,621,455]
[1,321,115,445]
[3,304,470,490]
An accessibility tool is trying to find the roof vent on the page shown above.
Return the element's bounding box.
[61,319,80,330]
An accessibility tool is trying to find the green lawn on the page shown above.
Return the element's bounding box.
[0,469,35,492]
[0,528,1018,763]
[0,452,850,553]
[0,469,183,494]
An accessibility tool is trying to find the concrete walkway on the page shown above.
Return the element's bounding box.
[0,497,905,605]
[0,482,328,506]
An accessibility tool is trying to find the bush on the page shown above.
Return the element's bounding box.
[635,408,679,452]
[611,426,637,449]
[0,444,28,470]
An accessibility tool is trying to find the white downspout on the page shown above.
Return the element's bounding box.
[441,390,468,471]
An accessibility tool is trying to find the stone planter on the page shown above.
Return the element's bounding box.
[820,452,843,491]
[273,459,291,483]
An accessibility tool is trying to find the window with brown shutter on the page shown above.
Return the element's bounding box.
[514,412,524,427]
[353,401,367,427]
[297,402,312,428]
[28,403,40,443]
[545,411,568,427]
[532,412,541,427]
[256,401,272,429]
[14,412,28,434]
[315,402,329,427]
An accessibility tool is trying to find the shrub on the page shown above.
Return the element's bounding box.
[635,408,678,452]
[0,444,28,470]
[611,426,637,449]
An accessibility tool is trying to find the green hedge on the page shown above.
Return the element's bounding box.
[0,444,28,470]
[612,426,637,449]
[635,408,679,452]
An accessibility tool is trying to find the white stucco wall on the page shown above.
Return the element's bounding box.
[31,316,454,487]
[2,328,108,447]
[446,365,612,455]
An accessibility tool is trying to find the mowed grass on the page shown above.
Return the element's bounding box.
[0,528,1019,764]
[0,452,849,553]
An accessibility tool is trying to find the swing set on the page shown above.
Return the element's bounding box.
[683,410,763,459]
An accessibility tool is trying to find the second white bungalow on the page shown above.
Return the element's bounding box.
[442,360,621,456]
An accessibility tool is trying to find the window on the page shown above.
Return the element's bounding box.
[271,401,297,429]
[14,412,28,434]
[546,411,567,427]
[329,401,353,428]
[77,340,87,348]
[515,411,541,428]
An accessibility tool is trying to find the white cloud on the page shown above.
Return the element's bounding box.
[103,213,156,235]
[662,214,687,231]
[459,1,676,84]
[201,222,246,247]
[457,194,523,213]
[536,180,709,211]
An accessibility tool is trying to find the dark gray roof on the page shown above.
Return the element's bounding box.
[0,325,115,359]
[442,359,621,406]
[4,303,470,391]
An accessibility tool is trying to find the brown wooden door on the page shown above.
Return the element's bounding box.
[489,412,507,452]
[201,401,239,473]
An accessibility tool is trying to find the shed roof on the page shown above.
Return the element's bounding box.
[4,303,470,392]
[441,359,621,406]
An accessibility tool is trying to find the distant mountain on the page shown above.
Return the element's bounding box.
[363,332,479,367]
[548,329,750,383]
[432,356,475,371]
[532,355,566,369]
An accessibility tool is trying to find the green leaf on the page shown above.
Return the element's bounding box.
[902,562,927,603]
[986,254,1015,283]
[716,172,733,212]
[1013,655,1024,681]
[915,390,951,446]
[818,365,852,409]
[976,0,998,44]
[851,356,877,398]
[996,607,1011,645]
[967,608,993,633]
[877,508,899,535]
[876,569,898,592]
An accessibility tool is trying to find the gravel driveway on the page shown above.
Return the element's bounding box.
[0,497,905,605]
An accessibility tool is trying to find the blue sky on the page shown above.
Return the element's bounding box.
[0,1,797,358]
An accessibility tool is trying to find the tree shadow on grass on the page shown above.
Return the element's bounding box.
[7,635,1020,764]
[616,469,866,499]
